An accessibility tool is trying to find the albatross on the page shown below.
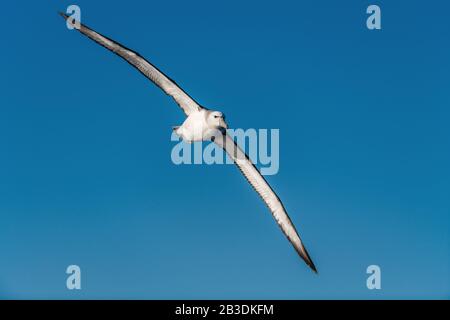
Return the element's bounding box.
[60,13,317,273]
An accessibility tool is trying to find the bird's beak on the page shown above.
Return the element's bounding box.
[219,118,228,129]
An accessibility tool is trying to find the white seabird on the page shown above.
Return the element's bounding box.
[60,13,317,273]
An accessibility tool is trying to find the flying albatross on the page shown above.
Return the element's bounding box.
[60,13,317,273]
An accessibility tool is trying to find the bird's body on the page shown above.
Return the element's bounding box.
[175,109,226,142]
[60,12,317,273]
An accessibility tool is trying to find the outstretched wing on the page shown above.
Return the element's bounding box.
[60,13,202,116]
[213,132,317,272]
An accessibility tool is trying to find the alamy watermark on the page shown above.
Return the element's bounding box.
[66,264,81,290]
[366,5,381,30]
[171,128,280,176]
[65,5,81,30]
[366,265,381,290]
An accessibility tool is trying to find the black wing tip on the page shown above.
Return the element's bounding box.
[306,256,318,274]
[297,246,318,274]
[308,261,318,274]
[58,11,68,19]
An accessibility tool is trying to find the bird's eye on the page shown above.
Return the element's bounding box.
[214,115,219,118]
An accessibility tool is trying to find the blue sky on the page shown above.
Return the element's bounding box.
[0,0,449,299]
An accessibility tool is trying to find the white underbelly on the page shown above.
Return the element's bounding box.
[179,110,209,142]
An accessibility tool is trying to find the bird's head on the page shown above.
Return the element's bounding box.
[208,111,228,130]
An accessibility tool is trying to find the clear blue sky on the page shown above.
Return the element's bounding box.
[0,0,449,299]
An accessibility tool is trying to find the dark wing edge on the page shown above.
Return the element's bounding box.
[59,12,202,116]
[213,132,317,273]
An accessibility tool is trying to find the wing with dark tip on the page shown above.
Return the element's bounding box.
[213,132,317,273]
[59,13,202,116]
